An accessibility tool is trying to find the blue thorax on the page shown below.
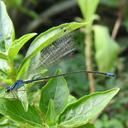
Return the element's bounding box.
[6,80,24,92]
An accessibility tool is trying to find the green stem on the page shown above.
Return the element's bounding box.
[7,57,16,81]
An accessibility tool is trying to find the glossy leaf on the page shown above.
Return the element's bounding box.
[39,71,69,115]
[93,25,119,71]
[0,1,15,51]
[18,22,86,78]
[0,98,42,127]
[58,88,119,128]
[77,0,100,21]
[8,33,37,58]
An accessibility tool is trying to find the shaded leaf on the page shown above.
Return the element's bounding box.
[58,88,119,128]
[39,70,69,115]
[77,123,95,128]
[0,98,42,127]
[45,99,56,126]
[93,25,119,72]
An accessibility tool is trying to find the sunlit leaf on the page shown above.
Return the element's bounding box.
[8,33,37,58]
[0,1,15,51]
[17,22,86,78]
[0,52,8,60]
[77,0,100,21]
[17,86,28,112]
[58,88,119,128]
[0,59,10,72]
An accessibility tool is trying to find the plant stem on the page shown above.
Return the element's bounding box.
[7,58,16,81]
[85,30,95,93]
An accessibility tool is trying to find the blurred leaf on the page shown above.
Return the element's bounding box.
[0,59,10,72]
[77,0,100,21]
[95,116,124,128]
[123,17,128,32]
[107,119,124,128]
[0,98,42,127]
[8,33,37,58]
[0,1,15,51]
[93,25,119,72]
[39,70,69,115]
[17,22,86,78]
[77,123,96,128]
[100,0,118,7]
[0,52,8,60]
[45,99,56,126]
[58,88,119,128]
[4,0,22,8]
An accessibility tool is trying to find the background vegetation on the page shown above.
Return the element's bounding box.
[0,0,128,128]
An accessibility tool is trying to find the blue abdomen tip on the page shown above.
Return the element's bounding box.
[106,72,115,77]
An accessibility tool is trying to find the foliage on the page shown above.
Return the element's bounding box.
[0,1,120,127]
[77,0,119,72]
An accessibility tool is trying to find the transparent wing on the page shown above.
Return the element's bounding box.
[27,33,75,79]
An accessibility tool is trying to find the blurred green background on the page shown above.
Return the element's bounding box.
[2,0,128,127]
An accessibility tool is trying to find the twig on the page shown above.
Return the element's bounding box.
[25,0,77,32]
[111,12,122,39]
[112,0,124,39]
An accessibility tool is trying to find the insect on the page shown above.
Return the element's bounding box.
[5,33,115,92]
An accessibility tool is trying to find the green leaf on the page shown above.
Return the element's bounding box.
[0,1,15,51]
[93,25,120,71]
[67,95,77,104]
[17,22,86,78]
[0,98,42,127]
[58,88,119,128]
[100,0,118,7]
[77,0,100,21]
[77,123,95,128]
[8,33,37,58]
[16,60,30,80]
[45,99,56,125]
[4,0,22,7]
[39,70,69,116]
[17,86,28,112]
[0,59,10,72]
[0,52,8,60]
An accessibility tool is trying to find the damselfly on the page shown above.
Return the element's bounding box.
[6,71,114,92]
[6,33,115,92]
